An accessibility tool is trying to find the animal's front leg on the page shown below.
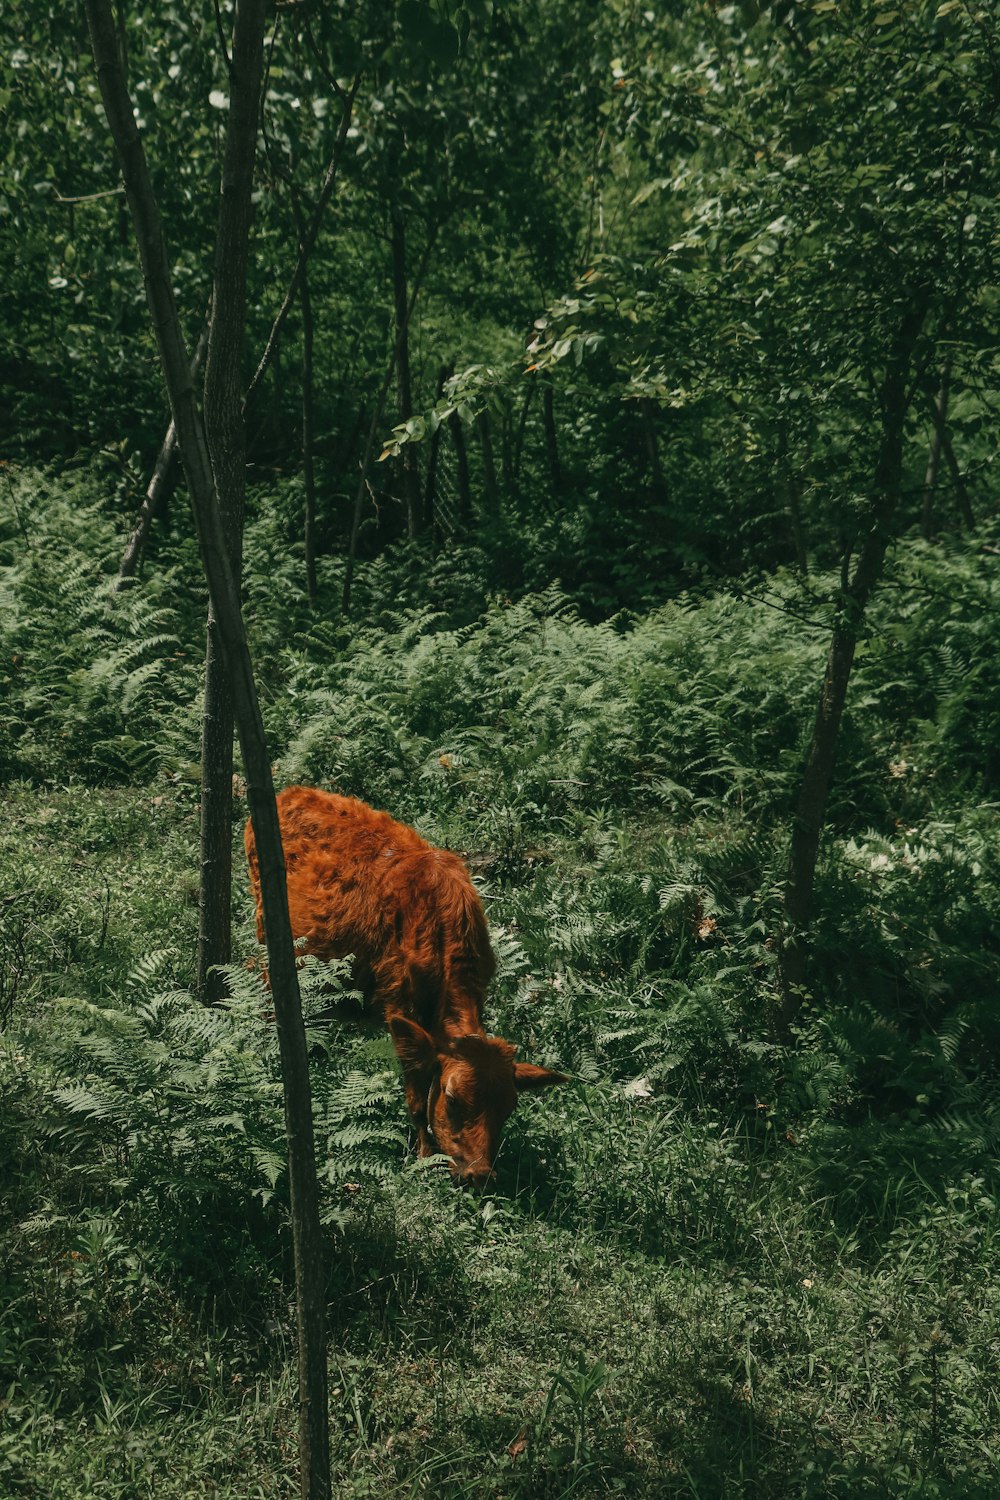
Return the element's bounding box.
[385,1009,441,1160]
[403,1079,435,1156]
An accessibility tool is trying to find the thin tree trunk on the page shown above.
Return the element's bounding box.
[343,345,397,618]
[294,199,319,606]
[512,377,535,483]
[500,396,514,495]
[333,400,366,480]
[923,378,975,531]
[198,635,235,1004]
[788,476,808,575]
[342,228,438,615]
[127,81,358,593]
[940,422,975,530]
[477,409,500,516]
[542,382,562,496]
[82,8,330,1496]
[423,362,452,534]
[301,269,318,604]
[641,398,666,508]
[450,409,471,527]
[120,425,178,585]
[777,421,808,574]
[390,206,421,539]
[245,76,359,410]
[117,327,208,588]
[779,300,929,1031]
[198,0,268,1008]
[920,366,950,539]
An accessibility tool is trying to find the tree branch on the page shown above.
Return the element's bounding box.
[245,73,361,408]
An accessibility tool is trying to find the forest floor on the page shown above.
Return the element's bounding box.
[3,775,998,1500]
[2,473,1000,1496]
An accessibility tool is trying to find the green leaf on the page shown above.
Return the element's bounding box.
[399,2,459,66]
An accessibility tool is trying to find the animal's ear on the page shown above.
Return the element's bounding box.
[388,1015,437,1073]
[513,1061,568,1092]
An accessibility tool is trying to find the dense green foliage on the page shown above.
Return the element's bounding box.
[3,0,1000,1493]
[3,466,1000,1494]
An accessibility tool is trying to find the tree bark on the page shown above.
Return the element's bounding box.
[776,421,808,574]
[126,81,358,597]
[641,397,666,508]
[512,376,535,484]
[939,420,975,530]
[779,300,929,1031]
[198,0,267,1008]
[390,205,421,539]
[477,409,500,517]
[920,365,950,539]
[450,408,471,527]
[117,327,209,588]
[787,475,808,575]
[500,396,514,495]
[342,229,438,616]
[542,381,563,496]
[83,6,330,1495]
[245,77,359,410]
[275,146,321,607]
[343,338,400,619]
[423,362,452,535]
[299,241,319,605]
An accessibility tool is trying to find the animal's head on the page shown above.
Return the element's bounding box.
[389,1017,566,1187]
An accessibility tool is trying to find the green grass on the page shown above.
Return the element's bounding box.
[3,468,1000,1495]
[3,779,999,1498]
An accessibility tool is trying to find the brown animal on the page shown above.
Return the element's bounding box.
[245,786,565,1186]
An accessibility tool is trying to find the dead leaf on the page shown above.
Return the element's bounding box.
[507,1428,528,1459]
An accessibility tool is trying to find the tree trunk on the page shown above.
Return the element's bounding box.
[198,0,268,1007]
[343,338,399,619]
[542,381,562,496]
[512,377,535,483]
[787,475,808,575]
[500,396,514,495]
[83,7,330,1496]
[477,409,500,517]
[423,362,452,535]
[245,78,359,410]
[198,630,235,1003]
[390,206,421,539]
[342,231,438,615]
[333,400,366,484]
[450,409,471,527]
[117,327,208,588]
[940,421,975,530]
[920,366,950,539]
[641,398,666,508]
[120,423,179,586]
[121,74,357,595]
[777,421,808,574]
[779,300,929,1031]
[300,258,319,605]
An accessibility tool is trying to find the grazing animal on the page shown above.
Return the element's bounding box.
[245,786,565,1185]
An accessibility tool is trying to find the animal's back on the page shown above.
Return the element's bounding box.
[244,786,495,1033]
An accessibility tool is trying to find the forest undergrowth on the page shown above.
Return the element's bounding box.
[2,466,1000,1498]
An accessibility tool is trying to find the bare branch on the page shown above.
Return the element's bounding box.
[245,73,361,408]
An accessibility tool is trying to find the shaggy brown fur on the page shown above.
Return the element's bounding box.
[245,786,564,1184]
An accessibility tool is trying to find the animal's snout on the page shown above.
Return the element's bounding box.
[452,1160,495,1192]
